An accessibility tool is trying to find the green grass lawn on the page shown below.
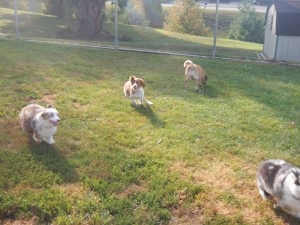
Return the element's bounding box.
[1,37,300,224]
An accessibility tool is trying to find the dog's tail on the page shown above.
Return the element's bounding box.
[184,60,193,68]
[144,98,153,106]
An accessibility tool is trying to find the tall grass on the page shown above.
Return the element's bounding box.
[1,37,300,224]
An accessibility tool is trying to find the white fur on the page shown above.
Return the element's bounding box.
[32,108,59,144]
[126,86,153,107]
[124,76,153,107]
[257,160,300,218]
[184,60,199,81]
[19,104,60,144]
[277,172,300,217]
[183,60,208,92]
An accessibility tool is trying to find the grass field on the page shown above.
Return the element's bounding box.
[1,37,300,224]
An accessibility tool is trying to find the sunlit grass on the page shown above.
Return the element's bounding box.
[1,38,300,224]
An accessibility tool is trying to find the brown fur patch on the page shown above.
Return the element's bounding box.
[135,78,145,88]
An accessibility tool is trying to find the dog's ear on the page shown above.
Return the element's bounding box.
[41,111,48,119]
[136,78,145,87]
[130,76,136,85]
[48,105,54,108]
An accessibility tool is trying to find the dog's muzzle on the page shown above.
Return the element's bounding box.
[50,119,60,127]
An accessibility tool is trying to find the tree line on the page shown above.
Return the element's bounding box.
[0,0,264,43]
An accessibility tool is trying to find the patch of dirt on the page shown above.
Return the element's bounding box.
[117,184,147,198]
[169,159,294,224]
[1,217,39,225]
[30,94,57,107]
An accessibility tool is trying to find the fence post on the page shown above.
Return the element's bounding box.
[14,0,19,38]
[212,0,219,58]
[115,0,118,49]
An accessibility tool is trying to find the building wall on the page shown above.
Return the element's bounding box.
[276,36,300,62]
[263,4,300,62]
[263,5,277,59]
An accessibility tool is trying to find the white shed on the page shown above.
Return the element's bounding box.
[262,0,300,62]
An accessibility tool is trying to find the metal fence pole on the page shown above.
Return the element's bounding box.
[212,0,219,58]
[115,0,118,49]
[14,0,19,38]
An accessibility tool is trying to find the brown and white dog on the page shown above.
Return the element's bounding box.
[124,76,153,107]
[19,104,60,144]
[184,60,208,92]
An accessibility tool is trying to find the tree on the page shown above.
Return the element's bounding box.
[228,1,265,43]
[43,0,64,18]
[164,0,208,36]
[125,0,163,28]
[127,0,150,26]
[0,0,29,10]
[143,0,163,28]
[74,0,106,38]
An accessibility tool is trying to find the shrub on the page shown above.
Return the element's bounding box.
[43,0,64,17]
[164,0,208,36]
[228,1,265,43]
[0,0,29,10]
[126,0,150,26]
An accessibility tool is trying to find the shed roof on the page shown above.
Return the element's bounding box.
[274,0,300,13]
[272,0,300,35]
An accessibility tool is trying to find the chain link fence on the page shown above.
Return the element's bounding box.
[2,0,268,61]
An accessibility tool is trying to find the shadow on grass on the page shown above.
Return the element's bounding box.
[0,12,66,38]
[274,207,300,224]
[28,139,78,183]
[196,84,219,98]
[133,105,166,128]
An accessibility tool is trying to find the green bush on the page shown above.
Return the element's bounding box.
[126,0,150,26]
[228,1,265,43]
[164,0,208,36]
[0,0,29,10]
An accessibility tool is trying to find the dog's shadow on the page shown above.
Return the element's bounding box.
[28,139,78,183]
[133,105,166,128]
[195,85,218,98]
[273,207,300,224]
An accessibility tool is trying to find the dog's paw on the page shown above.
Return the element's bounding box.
[46,137,55,144]
[32,134,40,142]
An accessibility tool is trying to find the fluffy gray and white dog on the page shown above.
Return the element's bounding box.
[257,159,300,217]
[19,104,60,144]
